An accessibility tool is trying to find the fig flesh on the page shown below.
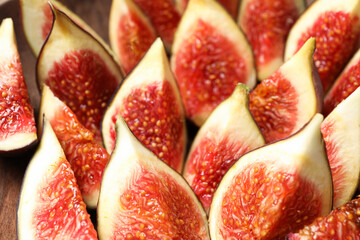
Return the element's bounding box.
[285,0,360,92]
[238,0,305,80]
[97,117,209,239]
[17,119,97,239]
[249,37,322,143]
[132,0,180,49]
[321,87,360,209]
[183,84,265,213]
[37,6,123,142]
[102,38,186,173]
[288,195,360,239]
[0,18,37,154]
[109,0,157,75]
[324,47,360,116]
[209,113,333,239]
[39,85,110,208]
[20,0,108,56]
[171,0,256,126]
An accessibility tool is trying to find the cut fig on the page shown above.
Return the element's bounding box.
[109,0,157,75]
[37,6,123,142]
[288,195,360,239]
[324,47,360,116]
[39,85,110,208]
[171,0,256,126]
[249,37,322,143]
[132,0,180,49]
[209,113,333,239]
[238,0,305,80]
[183,84,265,213]
[285,0,360,92]
[17,119,97,239]
[175,0,240,19]
[20,0,109,56]
[0,18,37,154]
[321,87,360,209]
[97,117,209,239]
[102,38,186,173]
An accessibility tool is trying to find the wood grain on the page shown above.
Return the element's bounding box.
[0,0,111,238]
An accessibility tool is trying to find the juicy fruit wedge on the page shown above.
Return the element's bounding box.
[209,113,333,239]
[97,117,210,239]
[171,0,256,126]
[288,195,360,239]
[285,0,360,92]
[249,37,322,143]
[20,0,108,56]
[133,0,180,49]
[183,84,265,213]
[324,48,360,116]
[175,0,240,19]
[321,87,360,209]
[17,119,97,239]
[102,38,186,173]
[37,6,123,142]
[238,0,305,80]
[109,0,157,75]
[39,85,110,208]
[0,18,37,154]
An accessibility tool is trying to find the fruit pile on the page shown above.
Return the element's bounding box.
[0,0,359,238]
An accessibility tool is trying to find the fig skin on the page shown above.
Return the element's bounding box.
[209,113,333,239]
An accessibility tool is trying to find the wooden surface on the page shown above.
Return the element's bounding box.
[0,0,111,238]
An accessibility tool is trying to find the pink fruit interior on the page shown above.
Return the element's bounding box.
[174,19,247,120]
[186,136,251,212]
[242,0,300,68]
[289,197,360,239]
[42,4,53,40]
[220,162,322,239]
[117,10,156,74]
[296,11,360,92]
[51,105,110,199]
[110,81,184,172]
[249,71,298,143]
[114,166,206,239]
[133,0,180,46]
[34,159,97,239]
[45,49,119,141]
[0,55,36,140]
[324,62,360,115]
[321,120,346,208]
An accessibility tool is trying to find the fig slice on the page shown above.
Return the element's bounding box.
[132,0,180,49]
[238,0,305,80]
[285,0,360,93]
[20,0,108,57]
[171,0,256,126]
[17,119,97,239]
[37,6,123,142]
[102,38,186,173]
[183,84,265,213]
[324,48,360,116]
[97,117,210,239]
[209,113,333,239]
[38,85,110,208]
[109,0,157,75]
[0,18,37,154]
[175,0,240,19]
[249,37,322,143]
[288,195,360,239]
[321,87,360,209]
